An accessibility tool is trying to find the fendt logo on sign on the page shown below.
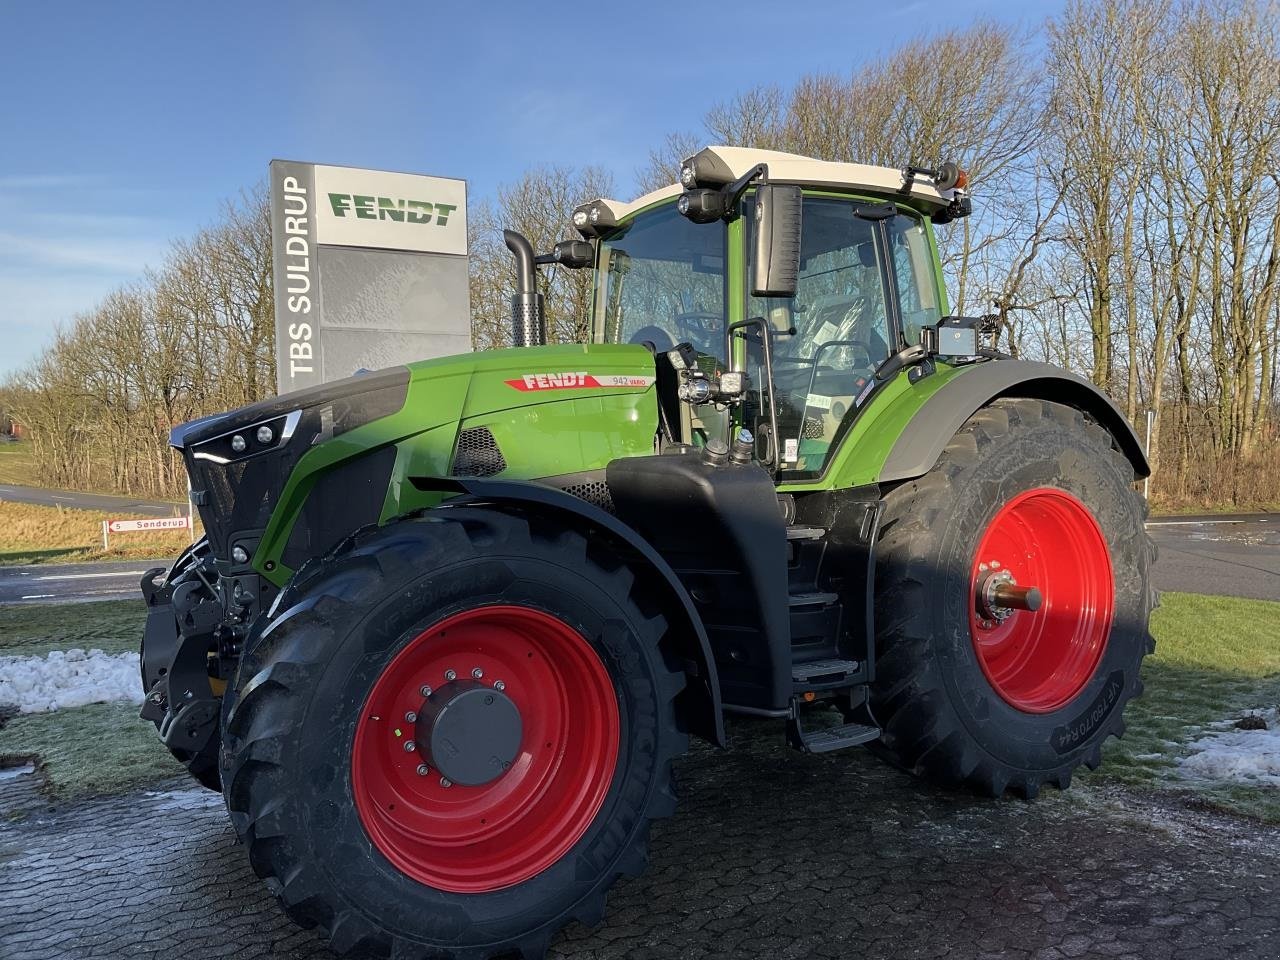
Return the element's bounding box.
[327,193,458,227]
[505,373,656,391]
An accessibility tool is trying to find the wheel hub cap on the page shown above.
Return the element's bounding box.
[416,680,523,787]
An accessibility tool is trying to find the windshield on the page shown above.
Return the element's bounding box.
[594,202,727,358]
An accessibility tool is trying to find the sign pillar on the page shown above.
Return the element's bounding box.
[270,161,471,395]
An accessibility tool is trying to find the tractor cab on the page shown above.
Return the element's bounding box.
[570,146,972,477]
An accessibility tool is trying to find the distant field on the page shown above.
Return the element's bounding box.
[0,441,37,485]
[0,501,199,565]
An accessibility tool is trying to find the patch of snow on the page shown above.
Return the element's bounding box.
[141,788,223,813]
[0,648,143,713]
[0,761,36,781]
[1177,708,1280,786]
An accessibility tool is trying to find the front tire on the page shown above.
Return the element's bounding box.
[219,507,687,959]
[869,398,1156,798]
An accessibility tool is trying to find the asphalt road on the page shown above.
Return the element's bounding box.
[0,483,184,518]
[1147,514,1279,602]
[0,559,167,604]
[2,731,1278,960]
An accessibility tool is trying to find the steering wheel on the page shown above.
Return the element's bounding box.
[675,311,722,347]
[628,325,675,353]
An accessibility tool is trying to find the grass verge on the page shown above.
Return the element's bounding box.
[0,702,175,800]
[1081,592,1280,821]
[0,500,197,565]
[0,599,145,658]
[0,441,37,485]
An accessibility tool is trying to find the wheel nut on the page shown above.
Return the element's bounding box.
[416,764,430,776]
[471,667,484,679]
[404,740,416,752]
[445,669,457,681]
[494,680,505,691]
[420,685,432,697]
[405,711,417,723]
[440,777,453,788]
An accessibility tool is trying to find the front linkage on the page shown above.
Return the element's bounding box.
[139,538,259,791]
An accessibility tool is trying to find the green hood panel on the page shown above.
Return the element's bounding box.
[255,343,660,582]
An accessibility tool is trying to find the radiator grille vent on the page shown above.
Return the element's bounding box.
[453,427,506,477]
[562,479,615,514]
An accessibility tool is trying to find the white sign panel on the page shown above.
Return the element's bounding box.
[312,164,468,256]
[107,516,192,533]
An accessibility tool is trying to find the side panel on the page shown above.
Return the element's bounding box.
[254,343,660,583]
[776,361,971,492]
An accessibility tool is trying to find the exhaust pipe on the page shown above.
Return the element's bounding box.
[504,230,546,347]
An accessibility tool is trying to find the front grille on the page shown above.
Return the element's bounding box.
[453,427,506,477]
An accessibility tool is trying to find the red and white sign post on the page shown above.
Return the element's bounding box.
[101,515,193,550]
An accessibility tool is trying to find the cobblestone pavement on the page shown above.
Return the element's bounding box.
[3,722,1278,960]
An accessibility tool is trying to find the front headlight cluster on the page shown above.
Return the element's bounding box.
[190,410,300,465]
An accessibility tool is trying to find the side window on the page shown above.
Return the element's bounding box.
[887,214,943,346]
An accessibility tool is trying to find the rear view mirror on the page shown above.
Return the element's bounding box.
[926,316,980,357]
[751,184,802,298]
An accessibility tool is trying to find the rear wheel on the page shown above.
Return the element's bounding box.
[869,398,1156,798]
[220,507,687,959]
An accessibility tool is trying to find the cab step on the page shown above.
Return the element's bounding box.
[786,525,826,541]
[791,657,862,691]
[787,709,881,753]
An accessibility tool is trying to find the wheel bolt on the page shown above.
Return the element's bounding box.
[471,667,484,679]
[445,669,457,681]
[405,711,417,723]
[420,685,432,697]
[416,764,430,776]
[440,777,453,788]
[494,680,505,691]
[404,740,416,753]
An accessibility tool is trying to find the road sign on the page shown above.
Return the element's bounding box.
[106,517,191,533]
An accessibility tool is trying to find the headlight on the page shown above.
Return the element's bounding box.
[256,425,274,444]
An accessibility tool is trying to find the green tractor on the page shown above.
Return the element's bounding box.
[141,146,1154,959]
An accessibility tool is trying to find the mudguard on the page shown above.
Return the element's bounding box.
[409,475,727,747]
[882,360,1150,483]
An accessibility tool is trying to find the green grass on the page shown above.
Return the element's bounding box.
[1081,592,1280,821]
[0,599,145,658]
[0,501,195,566]
[0,702,176,800]
[0,440,37,485]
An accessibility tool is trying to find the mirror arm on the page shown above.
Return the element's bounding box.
[720,163,769,221]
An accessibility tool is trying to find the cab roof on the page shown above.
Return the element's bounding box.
[584,146,964,226]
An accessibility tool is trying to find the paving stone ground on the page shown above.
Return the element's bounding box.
[3,722,1278,960]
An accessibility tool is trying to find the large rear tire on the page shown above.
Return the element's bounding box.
[219,507,687,959]
[869,398,1156,798]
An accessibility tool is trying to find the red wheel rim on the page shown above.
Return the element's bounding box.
[351,605,620,893]
[969,488,1114,714]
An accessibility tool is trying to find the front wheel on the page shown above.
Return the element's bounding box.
[219,508,687,959]
[869,398,1156,798]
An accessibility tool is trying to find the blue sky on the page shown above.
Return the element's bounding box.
[0,0,1057,376]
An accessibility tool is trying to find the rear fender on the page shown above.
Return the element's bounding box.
[409,475,726,747]
[882,360,1150,483]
